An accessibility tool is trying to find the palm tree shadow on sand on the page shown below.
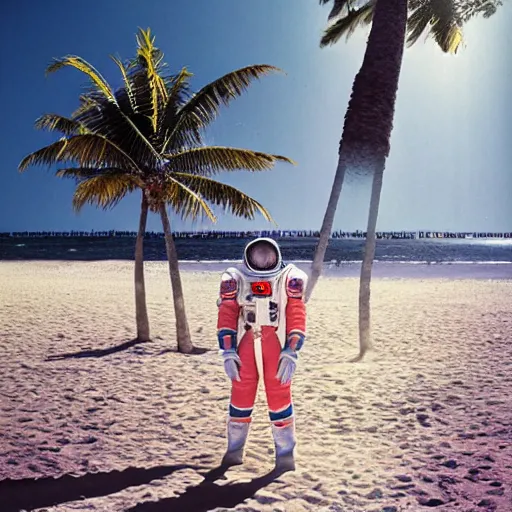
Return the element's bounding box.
[126,465,282,512]
[45,339,210,361]
[0,464,205,512]
[45,338,151,361]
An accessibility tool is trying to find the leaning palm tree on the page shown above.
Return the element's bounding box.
[19,28,293,354]
[307,0,501,360]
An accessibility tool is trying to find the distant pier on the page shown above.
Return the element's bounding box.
[1,230,511,240]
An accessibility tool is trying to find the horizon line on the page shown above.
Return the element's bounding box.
[2,229,512,239]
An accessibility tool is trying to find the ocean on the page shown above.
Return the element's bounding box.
[1,236,511,279]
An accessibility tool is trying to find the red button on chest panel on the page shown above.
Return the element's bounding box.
[251,281,272,297]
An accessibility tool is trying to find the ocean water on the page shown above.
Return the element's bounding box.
[1,236,511,279]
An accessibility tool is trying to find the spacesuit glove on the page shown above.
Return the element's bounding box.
[276,348,297,385]
[222,349,242,382]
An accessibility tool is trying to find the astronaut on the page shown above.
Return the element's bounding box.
[216,237,308,472]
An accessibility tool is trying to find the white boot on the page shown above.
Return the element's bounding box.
[221,420,250,467]
[271,420,296,473]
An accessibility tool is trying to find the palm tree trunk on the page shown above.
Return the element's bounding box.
[307,0,408,303]
[305,156,347,303]
[158,203,194,354]
[348,0,407,360]
[357,167,385,360]
[134,191,150,341]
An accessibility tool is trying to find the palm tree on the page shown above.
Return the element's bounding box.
[307,0,501,360]
[19,28,293,354]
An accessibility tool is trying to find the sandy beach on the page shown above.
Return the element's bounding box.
[1,260,511,512]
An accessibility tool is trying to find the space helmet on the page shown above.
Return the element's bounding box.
[243,237,283,277]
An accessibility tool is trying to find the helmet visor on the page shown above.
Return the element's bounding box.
[245,240,279,272]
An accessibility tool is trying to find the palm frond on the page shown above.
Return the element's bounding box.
[134,28,168,131]
[458,0,502,22]
[406,3,432,47]
[56,167,144,187]
[45,52,163,163]
[72,90,163,165]
[320,2,375,47]
[71,95,101,119]
[327,0,351,20]
[432,22,463,53]
[165,65,283,152]
[19,134,141,172]
[158,67,197,149]
[72,172,140,211]
[165,67,193,109]
[110,55,137,112]
[64,134,143,169]
[160,174,216,222]
[71,93,146,157]
[169,173,274,223]
[46,56,116,102]
[123,65,154,121]
[407,0,463,53]
[19,139,68,172]
[164,146,295,176]
[34,114,88,136]
[56,167,104,180]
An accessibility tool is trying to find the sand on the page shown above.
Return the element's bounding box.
[0,260,511,512]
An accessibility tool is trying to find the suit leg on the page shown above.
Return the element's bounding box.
[261,328,296,472]
[223,330,258,466]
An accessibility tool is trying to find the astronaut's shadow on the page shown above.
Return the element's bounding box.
[126,464,281,512]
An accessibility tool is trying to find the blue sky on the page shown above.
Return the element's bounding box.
[1,0,511,233]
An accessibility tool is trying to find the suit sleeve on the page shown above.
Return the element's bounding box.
[217,270,241,351]
[284,268,307,352]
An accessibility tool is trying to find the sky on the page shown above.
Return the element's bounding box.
[1,0,511,233]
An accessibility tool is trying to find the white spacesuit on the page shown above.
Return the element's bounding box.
[216,237,308,472]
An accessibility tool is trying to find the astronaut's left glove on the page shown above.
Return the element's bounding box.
[276,330,305,385]
[276,347,297,385]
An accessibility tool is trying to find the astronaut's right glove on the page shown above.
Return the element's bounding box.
[222,350,242,382]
